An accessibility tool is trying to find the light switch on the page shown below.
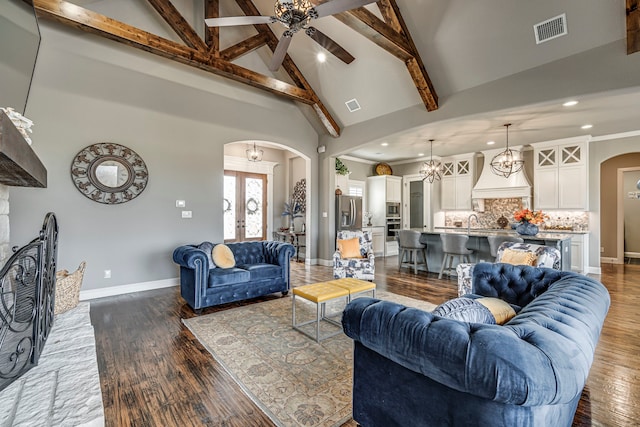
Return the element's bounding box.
[182,210,192,218]
[176,200,186,208]
[322,212,328,218]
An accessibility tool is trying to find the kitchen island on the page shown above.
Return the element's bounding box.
[416,229,574,272]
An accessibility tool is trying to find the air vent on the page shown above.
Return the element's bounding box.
[345,98,361,112]
[534,13,567,44]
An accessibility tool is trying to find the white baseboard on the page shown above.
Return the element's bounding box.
[600,257,623,265]
[624,252,640,259]
[79,278,179,301]
[317,259,333,267]
[587,266,602,275]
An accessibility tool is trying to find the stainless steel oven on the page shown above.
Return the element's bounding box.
[386,202,400,217]
[386,217,401,241]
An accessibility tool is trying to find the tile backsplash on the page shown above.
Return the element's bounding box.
[444,198,589,231]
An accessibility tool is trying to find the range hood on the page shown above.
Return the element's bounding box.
[472,147,531,203]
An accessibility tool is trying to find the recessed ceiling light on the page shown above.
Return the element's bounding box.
[418,153,424,156]
[487,141,495,145]
[581,124,593,129]
[563,100,578,107]
[316,52,327,63]
[381,142,389,146]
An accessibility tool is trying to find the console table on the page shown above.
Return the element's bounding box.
[274,231,306,262]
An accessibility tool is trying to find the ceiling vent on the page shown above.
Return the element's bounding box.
[345,98,361,112]
[534,13,567,44]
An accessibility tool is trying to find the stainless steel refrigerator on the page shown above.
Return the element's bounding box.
[335,195,362,232]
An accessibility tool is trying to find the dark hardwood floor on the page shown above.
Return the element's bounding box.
[89,257,639,426]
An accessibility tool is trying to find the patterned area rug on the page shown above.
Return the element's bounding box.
[182,291,436,427]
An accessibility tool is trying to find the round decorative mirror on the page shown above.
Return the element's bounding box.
[71,143,148,204]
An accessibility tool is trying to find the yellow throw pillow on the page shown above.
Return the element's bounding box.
[337,238,363,258]
[212,244,235,268]
[476,297,517,325]
[500,248,537,266]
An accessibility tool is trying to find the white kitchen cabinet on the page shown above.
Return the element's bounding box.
[440,154,475,210]
[386,176,402,203]
[570,234,589,273]
[533,138,589,210]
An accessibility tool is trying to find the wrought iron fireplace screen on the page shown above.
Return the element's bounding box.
[0,213,58,392]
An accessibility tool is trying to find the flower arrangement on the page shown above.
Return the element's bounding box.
[513,208,548,225]
[335,158,350,176]
[364,211,373,226]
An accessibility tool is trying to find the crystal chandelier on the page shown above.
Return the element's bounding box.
[246,142,263,162]
[420,139,442,183]
[490,123,524,178]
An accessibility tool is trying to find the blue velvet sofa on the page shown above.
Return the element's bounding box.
[342,263,610,427]
[173,241,295,312]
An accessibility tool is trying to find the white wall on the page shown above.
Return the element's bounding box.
[623,170,640,254]
[9,21,319,292]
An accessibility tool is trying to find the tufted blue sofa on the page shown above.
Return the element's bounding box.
[173,241,295,312]
[342,263,610,427]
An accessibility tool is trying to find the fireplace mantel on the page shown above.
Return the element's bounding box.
[0,111,46,188]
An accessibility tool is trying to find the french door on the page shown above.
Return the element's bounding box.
[223,171,267,242]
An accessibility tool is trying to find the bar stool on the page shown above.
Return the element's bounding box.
[439,234,474,279]
[397,230,428,274]
[487,236,524,259]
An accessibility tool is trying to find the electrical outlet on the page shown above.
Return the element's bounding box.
[322,212,327,218]
[182,210,192,219]
[600,247,605,253]
[104,270,111,279]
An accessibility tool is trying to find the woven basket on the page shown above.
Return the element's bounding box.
[54,261,86,315]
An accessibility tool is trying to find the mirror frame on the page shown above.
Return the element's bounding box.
[71,143,148,204]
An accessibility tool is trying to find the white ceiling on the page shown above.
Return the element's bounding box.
[72,0,640,162]
[236,0,640,161]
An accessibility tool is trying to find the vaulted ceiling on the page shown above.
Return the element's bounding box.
[33,0,640,162]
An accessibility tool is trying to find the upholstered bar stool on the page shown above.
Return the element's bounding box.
[397,230,428,274]
[439,234,474,279]
[487,235,524,258]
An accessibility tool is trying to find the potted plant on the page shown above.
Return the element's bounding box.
[335,158,349,176]
[282,198,303,232]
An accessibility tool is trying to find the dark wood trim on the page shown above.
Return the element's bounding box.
[627,0,640,54]
[221,33,269,61]
[205,0,220,55]
[145,0,208,51]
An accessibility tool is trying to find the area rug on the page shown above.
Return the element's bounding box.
[182,291,436,427]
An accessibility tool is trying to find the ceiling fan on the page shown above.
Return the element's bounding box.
[205,0,377,71]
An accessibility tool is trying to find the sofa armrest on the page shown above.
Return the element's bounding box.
[263,241,295,265]
[173,245,211,270]
[343,288,608,406]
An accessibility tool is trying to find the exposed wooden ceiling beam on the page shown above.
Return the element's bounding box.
[33,0,343,136]
[204,0,220,55]
[234,0,341,136]
[627,0,640,54]
[378,0,438,110]
[221,33,269,61]
[145,0,208,51]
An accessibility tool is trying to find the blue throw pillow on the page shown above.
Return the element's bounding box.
[432,297,496,324]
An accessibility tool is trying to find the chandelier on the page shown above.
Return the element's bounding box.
[246,142,263,162]
[490,123,524,178]
[420,139,442,183]
[273,0,312,34]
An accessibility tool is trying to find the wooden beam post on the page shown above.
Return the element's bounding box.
[627,0,640,54]
[205,0,220,56]
[145,0,208,51]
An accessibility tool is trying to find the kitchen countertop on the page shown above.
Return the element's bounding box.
[433,226,588,236]
[423,227,575,240]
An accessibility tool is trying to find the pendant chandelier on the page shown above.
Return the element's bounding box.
[246,142,263,162]
[420,139,442,183]
[490,123,524,178]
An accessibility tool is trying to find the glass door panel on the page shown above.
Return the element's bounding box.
[224,171,267,242]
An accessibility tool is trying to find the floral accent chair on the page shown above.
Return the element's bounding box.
[456,241,562,296]
[333,230,375,281]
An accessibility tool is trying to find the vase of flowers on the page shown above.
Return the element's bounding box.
[282,198,303,232]
[513,209,548,236]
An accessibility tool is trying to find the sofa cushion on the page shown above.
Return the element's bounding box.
[500,248,537,266]
[236,263,283,281]
[208,267,250,287]
[432,297,496,324]
[212,244,236,268]
[476,297,517,325]
[337,238,364,258]
[197,242,215,268]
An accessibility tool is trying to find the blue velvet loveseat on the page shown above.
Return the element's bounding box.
[342,263,610,427]
[173,241,295,312]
